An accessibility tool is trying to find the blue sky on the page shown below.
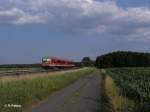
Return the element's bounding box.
[0,0,150,64]
[117,0,150,8]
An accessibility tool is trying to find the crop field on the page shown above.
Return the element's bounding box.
[107,68,150,111]
[0,67,95,112]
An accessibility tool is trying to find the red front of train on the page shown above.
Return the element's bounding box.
[42,57,75,68]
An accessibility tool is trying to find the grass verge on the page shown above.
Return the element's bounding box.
[101,69,135,112]
[0,68,95,112]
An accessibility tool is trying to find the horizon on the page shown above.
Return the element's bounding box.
[0,50,150,65]
[0,0,150,64]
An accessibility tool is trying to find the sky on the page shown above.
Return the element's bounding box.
[0,0,150,64]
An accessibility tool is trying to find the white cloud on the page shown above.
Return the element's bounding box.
[0,8,48,24]
[0,0,150,41]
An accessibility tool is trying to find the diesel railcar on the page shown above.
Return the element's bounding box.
[42,57,75,69]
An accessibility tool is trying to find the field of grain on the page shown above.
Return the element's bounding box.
[0,67,95,112]
[107,68,150,112]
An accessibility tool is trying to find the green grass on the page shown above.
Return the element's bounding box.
[0,68,95,112]
[100,70,134,112]
[106,67,150,112]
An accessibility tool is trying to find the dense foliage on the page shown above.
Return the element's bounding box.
[107,68,150,112]
[96,51,150,68]
[81,57,94,67]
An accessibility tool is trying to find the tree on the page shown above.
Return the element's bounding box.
[95,51,150,68]
[81,57,94,67]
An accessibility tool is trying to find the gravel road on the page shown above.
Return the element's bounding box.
[26,74,101,112]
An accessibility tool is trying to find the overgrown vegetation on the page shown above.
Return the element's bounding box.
[101,70,135,112]
[100,71,114,112]
[106,68,150,112]
[96,51,150,68]
[0,68,95,112]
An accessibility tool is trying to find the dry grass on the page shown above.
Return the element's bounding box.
[101,69,135,112]
[0,68,84,82]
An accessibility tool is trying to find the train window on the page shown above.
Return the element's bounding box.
[42,59,47,62]
[47,59,51,62]
[42,58,51,62]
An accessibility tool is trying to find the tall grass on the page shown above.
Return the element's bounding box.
[100,72,114,112]
[105,75,135,112]
[0,68,95,112]
[101,69,134,112]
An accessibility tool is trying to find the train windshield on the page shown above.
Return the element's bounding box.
[42,58,51,62]
[42,58,47,62]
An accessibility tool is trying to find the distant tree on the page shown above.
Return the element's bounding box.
[74,62,82,67]
[81,57,94,67]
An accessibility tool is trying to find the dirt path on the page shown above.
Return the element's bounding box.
[26,74,101,112]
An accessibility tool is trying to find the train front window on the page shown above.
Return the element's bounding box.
[42,58,48,62]
[42,58,51,63]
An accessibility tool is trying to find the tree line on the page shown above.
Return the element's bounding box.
[1,51,150,68]
[95,51,150,68]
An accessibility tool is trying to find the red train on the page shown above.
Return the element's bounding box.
[42,57,75,69]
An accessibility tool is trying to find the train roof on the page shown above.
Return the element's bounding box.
[42,57,74,62]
